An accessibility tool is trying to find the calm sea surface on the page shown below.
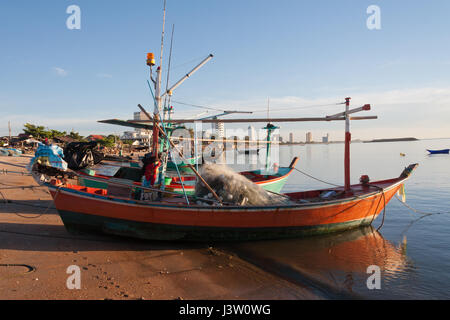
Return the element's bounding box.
[232,138,450,299]
[98,138,450,299]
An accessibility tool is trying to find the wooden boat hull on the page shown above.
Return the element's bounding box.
[56,208,380,241]
[48,164,416,241]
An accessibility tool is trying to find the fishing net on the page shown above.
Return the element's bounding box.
[64,141,104,170]
[194,164,292,206]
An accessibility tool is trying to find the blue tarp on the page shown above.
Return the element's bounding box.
[29,143,68,171]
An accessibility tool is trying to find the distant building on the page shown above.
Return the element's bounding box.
[121,111,152,145]
[289,132,294,143]
[248,126,255,145]
[322,133,329,143]
[306,132,313,143]
[213,121,225,138]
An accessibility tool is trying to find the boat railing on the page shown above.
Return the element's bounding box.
[73,172,226,205]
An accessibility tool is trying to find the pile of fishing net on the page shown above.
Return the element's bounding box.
[194,164,292,206]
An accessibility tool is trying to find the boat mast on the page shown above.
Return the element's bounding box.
[263,97,278,173]
[151,0,167,161]
[344,97,351,193]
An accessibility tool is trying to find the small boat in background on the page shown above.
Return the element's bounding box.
[427,149,449,155]
[238,148,260,155]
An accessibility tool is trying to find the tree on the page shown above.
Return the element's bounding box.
[98,135,117,148]
[23,123,49,139]
[121,140,134,145]
[49,129,67,138]
[68,131,85,141]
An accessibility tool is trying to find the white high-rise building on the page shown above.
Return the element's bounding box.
[120,111,151,145]
[248,126,256,146]
[213,120,225,138]
[306,132,313,143]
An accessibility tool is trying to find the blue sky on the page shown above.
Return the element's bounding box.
[1,0,450,140]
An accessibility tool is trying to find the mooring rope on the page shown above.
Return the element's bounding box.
[0,169,32,176]
[395,195,450,216]
[292,167,388,230]
[0,187,59,219]
[293,167,341,187]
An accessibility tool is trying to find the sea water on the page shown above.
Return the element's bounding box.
[233,138,450,299]
[95,139,450,298]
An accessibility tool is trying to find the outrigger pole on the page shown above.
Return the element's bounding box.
[128,98,373,194]
[131,115,377,124]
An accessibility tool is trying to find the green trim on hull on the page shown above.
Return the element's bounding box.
[258,177,287,193]
[58,210,377,242]
[79,178,108,189]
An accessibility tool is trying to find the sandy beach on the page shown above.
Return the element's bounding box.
[0,156,322,300]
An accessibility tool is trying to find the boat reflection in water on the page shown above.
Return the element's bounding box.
[228,226,411,299]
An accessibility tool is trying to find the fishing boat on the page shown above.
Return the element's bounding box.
[427,149,449,155]
[43,96,418,241]
[36,4,419,242]
[47,163,417,241]
[77,157,299,195]
[102,154,200,171]
[166,154,201,172]
[238,148,260,155]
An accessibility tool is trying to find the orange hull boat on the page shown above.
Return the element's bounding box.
[47,164,418,241]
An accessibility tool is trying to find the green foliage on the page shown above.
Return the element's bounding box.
[23,123,49,139]
[121,140,134,145]
[68,131,86,141]
[49,129,67,138]
[23,123,67,139]
[98,135,118,148]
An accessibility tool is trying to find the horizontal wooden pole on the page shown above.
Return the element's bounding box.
[128,115,377,124]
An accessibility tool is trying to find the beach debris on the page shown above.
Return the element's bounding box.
[195,164,292,206]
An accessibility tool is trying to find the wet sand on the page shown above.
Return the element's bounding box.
[0,156,321,300]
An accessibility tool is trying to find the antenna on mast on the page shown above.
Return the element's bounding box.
[159,0,167,76]
[163,24,175,122]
